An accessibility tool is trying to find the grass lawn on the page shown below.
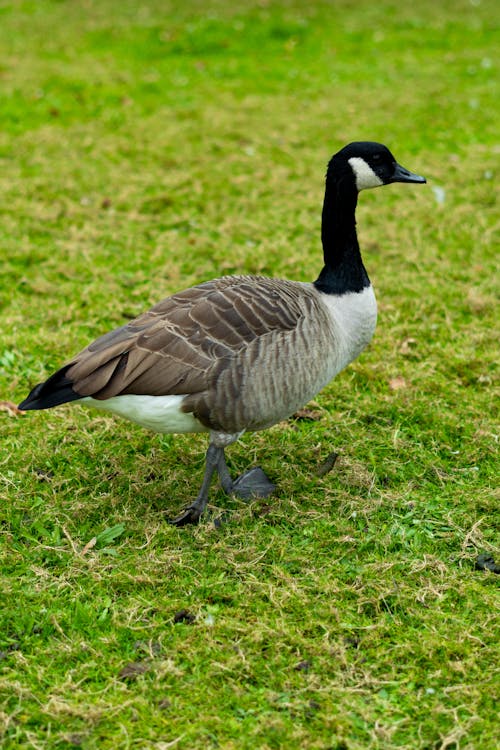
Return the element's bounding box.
[0,0,498,748]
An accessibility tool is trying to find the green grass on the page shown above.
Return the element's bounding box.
[1,1,498,748]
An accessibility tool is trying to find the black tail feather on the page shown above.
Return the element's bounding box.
[18,365,82,411]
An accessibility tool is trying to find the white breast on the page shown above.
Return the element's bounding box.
[81,393,209,434]
[318,285,378,374]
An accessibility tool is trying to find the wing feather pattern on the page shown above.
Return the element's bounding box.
[62,276,322,430]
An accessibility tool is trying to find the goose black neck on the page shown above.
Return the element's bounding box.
[314,176,370,295]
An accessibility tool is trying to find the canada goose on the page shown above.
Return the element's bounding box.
[18,142,426,525]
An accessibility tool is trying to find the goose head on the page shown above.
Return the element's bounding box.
[328,141,426,192]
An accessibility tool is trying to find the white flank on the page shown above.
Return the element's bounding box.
[318,284,378,372]
[81,394,209,434]
[348,157,383,191]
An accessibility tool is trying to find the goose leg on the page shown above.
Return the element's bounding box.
[170,443,276,527]
[170,443,222,526]
[215,449,234,494]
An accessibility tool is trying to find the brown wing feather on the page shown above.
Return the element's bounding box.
[66,276,306,405]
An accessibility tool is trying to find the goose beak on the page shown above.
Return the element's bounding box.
[391,162,426,184]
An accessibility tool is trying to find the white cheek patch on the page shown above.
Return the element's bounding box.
[348,157,384,191]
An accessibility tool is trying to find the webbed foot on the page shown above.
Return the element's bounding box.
[232,467,276,500]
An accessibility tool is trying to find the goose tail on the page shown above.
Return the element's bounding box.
[18,365,81,411]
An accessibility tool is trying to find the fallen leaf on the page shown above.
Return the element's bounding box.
[305,699,321,719]
[291,408,322,422]
[295,659,312,672]
[158,698,172,710]
[389,376,407,391]
[66,735,84,747]
[0,400,25,416]
[118,661,150,680]
[399,337,417,355]
[466,288,494,314]
[344,636,360,649]
[315,452,339,477]
[81,537,97,556]
[34,468,54,482]
[173,609,196,624]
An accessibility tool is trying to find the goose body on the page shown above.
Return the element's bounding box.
[79,278,377,436]
[19,142,425,524]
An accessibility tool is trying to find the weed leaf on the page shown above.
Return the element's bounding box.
[95,523,126,548]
